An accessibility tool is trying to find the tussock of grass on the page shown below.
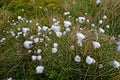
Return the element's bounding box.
[0,0,120,80]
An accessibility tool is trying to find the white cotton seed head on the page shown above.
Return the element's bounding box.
[36,66,44,73]
[2,38,6,41]
[32,55,37,61]
[118,35,120,38]
[37,49,42,54]
[51,25,61,32]
[34,38,40,43]
[96,0,101,5]
[64,21,71,28]
[80,28,83,31]
[30,36,35,40]
[40,38,44,42]
[103,15,107,20]
[28,50,32,53]
[98,64,103,69]
[37,55,42,60]
[42,26,48,31]
[91,23,95,27]
[117,45,120,52]
[63,11,70,16]
[36,23,39,26]
[70,45,75,50]
[23,41,33,49]
[86,56,96,65]
[98,20,103,24]
[18,16,22,20]
[93,41,101,49]
[116,42,120,46]
[110,60,120,68]
[29,20,32,23]
[17,28,21,31]
[8,77,12,80]
[22,28,30,33]
[77,40,83,47]
[53,43,58,48]
[78,17,85,23]
[86,19,90,23]
[66,28,70,32]
[52,48,57,53]
[55,31,62,38]
[76,32,85,41]
[99,27,105,33]
[63,31,67,35]
[74,55,81,62]
[106,25,110,28]
[52,18,57,22]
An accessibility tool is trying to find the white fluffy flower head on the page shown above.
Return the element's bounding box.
[96,0,101,5]
[98,20,103,24]
[53,43,58,48]
[78,17,85,23]
[55,31,62,38]
[8,77,12,80]
[74,55,81,62]
[32,55,37,61]
[52,48,57,53]
[37,49,42,54]
[23,41,33,49]
[110,60,120,68]
[37,55,42,60]
[70,45,75,50]
[99,27,105,33]
[34,38,40,43]
[86,56,96,65]
[93,41,101,49]
[63,11,70,16]
[36,66,44,73]
[64,21,71,28]
[76,32,85,41]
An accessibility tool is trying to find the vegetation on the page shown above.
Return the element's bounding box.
[0,0,120,80]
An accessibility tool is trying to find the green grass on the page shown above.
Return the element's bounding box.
[0,0,120,80]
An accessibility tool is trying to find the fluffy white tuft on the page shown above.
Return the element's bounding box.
[53,43,58,48]
[23,41,33,49]
[8,77,12,80]
[37,49,42,54]
[32,55,37,61]
[37,55,42,60]
[76,32,85,41]
[36,66,44,73]
[74,55,81,62]
[93,41,101,49]
[110,60,120,68]
[98,20,103,24]
[86,56,96,65]
[52,48,57,53]
[78,17,85,23]
[64,21,71,28]
[99,27,105,33]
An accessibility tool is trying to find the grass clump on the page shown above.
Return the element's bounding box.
[0,0,120,80]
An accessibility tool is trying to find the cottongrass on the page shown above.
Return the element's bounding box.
[52,47,58,53]
[23,41,33,49]
[86,56,96,65]
[37,49,42,54]
[74,55,81,62]
[99,27,105,33]
[92,41,101,49]
[8,77,12,80]
[110,60,120,68]
[36,66,44,74]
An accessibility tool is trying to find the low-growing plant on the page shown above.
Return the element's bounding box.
[0,0,120,80]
